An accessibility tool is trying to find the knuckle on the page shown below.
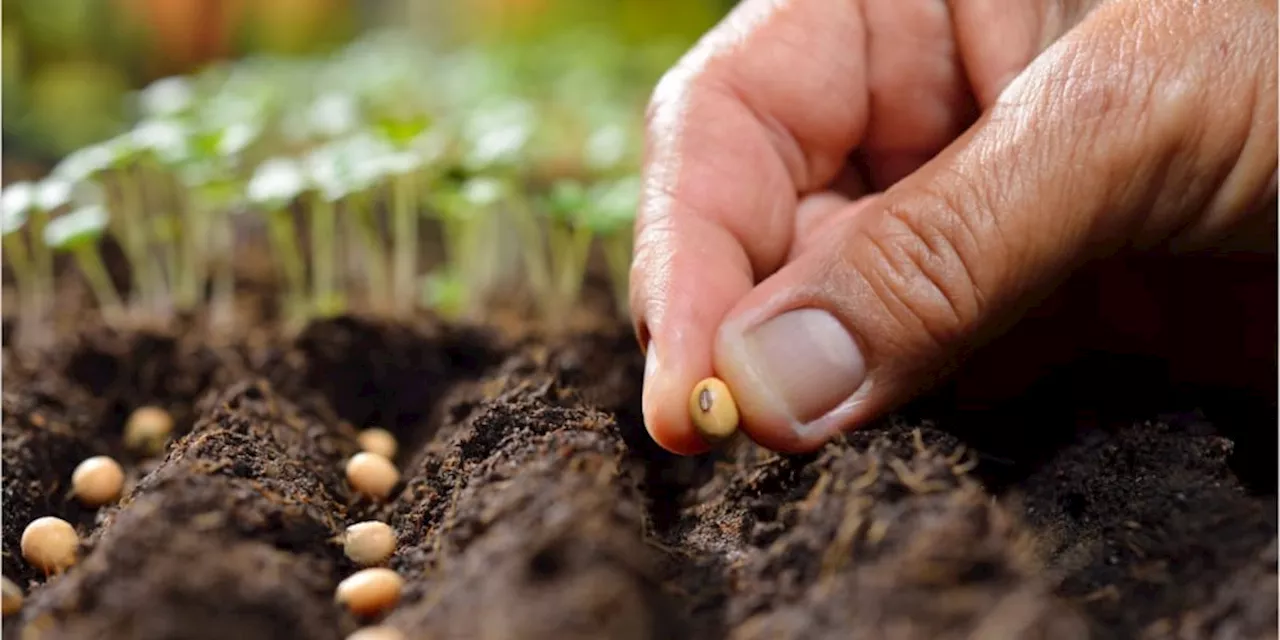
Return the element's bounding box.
[842,190,992,350]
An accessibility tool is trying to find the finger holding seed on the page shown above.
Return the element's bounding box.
[335,567,404,617]
[21,516,79,575]
[346,453,400,501]
[689,377,739,445]
[2,576,23,617]
[344,521,397,567]
[72,455,125,507]
[357,428,398,460]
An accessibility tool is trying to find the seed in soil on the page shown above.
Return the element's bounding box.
[2,576,22,617]
[71,455,125,507]
[357,428,398,459]
[346,625,404,640]
[123,406,174,455]
[346,452,400,501]
[335,567,404,617]
[21,516,79,575]
[344,521,397,567]
[689,377,739,444]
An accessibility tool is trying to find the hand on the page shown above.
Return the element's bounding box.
[630,0,1277,455]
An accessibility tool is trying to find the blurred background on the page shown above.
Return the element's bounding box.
[2,0,732,176]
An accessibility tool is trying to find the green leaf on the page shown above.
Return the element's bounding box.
[43,204,107,250]
[1,182,33,235]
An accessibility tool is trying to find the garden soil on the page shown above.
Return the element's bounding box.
[1,291,1276,639]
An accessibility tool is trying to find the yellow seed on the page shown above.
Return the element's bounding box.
[21,517,79,575]
[689,377,739,444]
[346,626,404,640]
[2,577,22,617]
[71,456,125,507]
[346,453,400,501]
[335,567,404,617]
[344,521,397,567]
[123,406,173,455]
[357,428,398,460]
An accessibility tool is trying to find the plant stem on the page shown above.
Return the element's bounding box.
[602,233,632,317]
[4,232,34,308]
[267,208,307,325]
[391,174,418,316]
[508,196,551,312]
[177,201,207,311]
[210,217,236,331]
[311,195,340,316]
[116,168,155,310]
[75,244,124,319]
[349,192,389,310]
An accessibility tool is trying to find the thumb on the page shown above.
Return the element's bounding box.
[712,0,1277,453]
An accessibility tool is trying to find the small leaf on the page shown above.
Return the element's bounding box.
[308,92,362,139]
[52,143,121,183]
[43,204,108,249]
[1,182,33,235]
[247,158,309,206]
[139,76,195,118]
[131,118,190,165]
[34,177,74,211]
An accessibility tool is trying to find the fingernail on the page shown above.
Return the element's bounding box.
[730,309,866,431]
[641,340,660,427]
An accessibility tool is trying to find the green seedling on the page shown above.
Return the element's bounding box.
[247,157,310,325]
[537,178,596,326]
[3,183,37,325]
[43,203,123,319]
[130,117,193,311]
[585,175,641,317]
[425,174,508,319]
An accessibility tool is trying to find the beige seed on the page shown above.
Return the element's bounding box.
[689,377,740,444]
[346,453,400,500]
[346,625,404,640]
[71,456,125,507]
[335,567,404,617]
[21,516,79,574]
[2,576,22,617]
[344,521,397,567]
[357,428,398,460]
[123,406,173,455]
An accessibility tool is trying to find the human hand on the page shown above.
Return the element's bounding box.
[630,0,1277,454]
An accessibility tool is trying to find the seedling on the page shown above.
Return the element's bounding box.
[247,158,310,325]
[584,175,640,316]
[43,203,123,319]
[2,183,39,330]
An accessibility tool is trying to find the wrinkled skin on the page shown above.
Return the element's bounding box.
[630,0,1277,454]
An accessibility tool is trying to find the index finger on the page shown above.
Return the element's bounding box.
[631,0,869,454]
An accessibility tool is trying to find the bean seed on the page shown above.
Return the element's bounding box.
[689,377,739,444]
[357,428,398,460]
[335,567,404,617]
[344,521,397,567]
[21,517,78,575]
[346,453,400,501]
[71,456,125,507]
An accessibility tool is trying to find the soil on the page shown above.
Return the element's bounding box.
[1,294,1276,639]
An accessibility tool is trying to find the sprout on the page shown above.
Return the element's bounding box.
[461,100,534,170]
[51,142,121,183]
[2,182,33,234]
[43,204,123,317]
[131,118,190,165]
[308,92,362,139]
[34,178,73,212]
[248,158,309,324]
[587,175,640,316]
[139,76,195,118]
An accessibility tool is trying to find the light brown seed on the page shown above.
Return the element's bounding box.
[2,577,22,617]
[71,456,125,507]
[335,567,404,617]
[345,625,404,640]
[357,428,398,460]
[20,517,79,574]
[344,521,397,567]
[689,377,739,444]
[123,406,173,455]
[345,453,400,501]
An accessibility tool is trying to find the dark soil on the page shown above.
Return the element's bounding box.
[2,310,1275,640]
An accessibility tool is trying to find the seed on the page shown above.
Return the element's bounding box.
[689,377,739,444]
[335,567,404,617]
[357,428,398,460]
[123,406,173,455]
[21,517,79,574]
[71,456,125,507]
[346,626,404,640]
[346,453,400,501]
[344,521,397,567]
[2,577,22,617]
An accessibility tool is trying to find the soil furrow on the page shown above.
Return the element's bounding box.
[16,379,361,640]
